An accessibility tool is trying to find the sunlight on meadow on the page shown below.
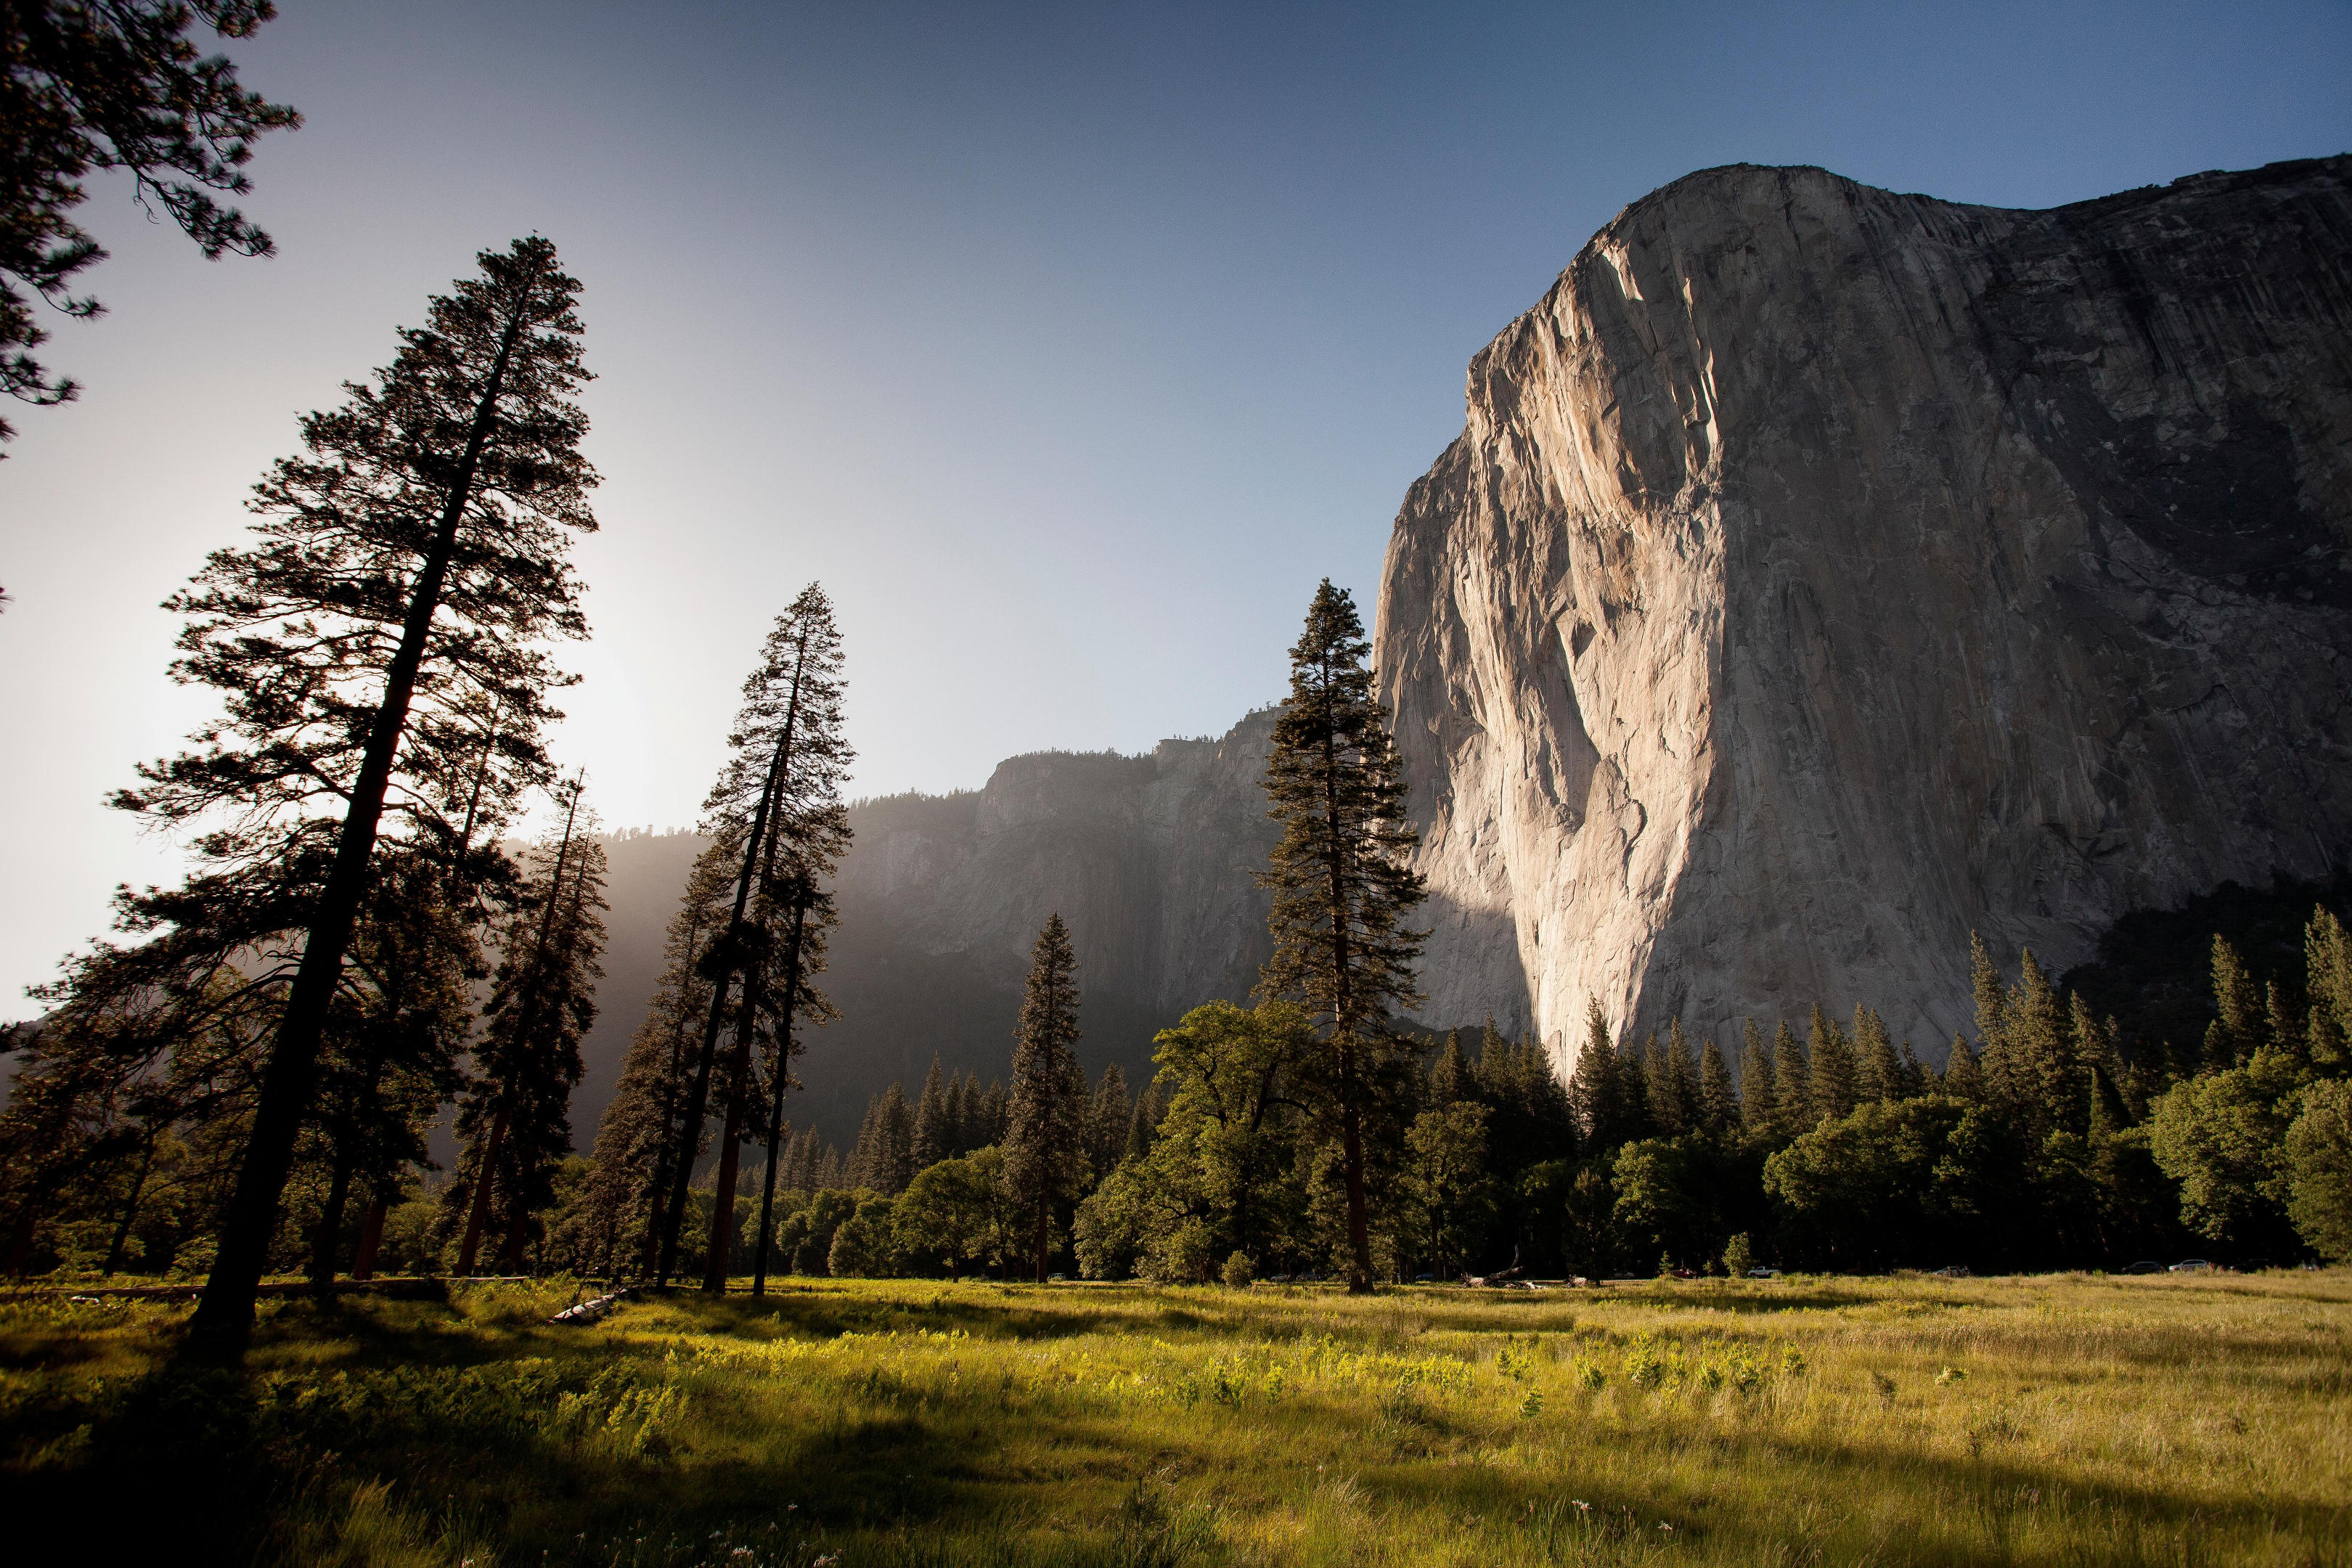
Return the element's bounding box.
[2,1270,2346,1567]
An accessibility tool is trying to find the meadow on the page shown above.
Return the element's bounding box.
[0,1271,2345,1568]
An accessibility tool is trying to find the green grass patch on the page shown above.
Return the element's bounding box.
[2,1271,2348,1565]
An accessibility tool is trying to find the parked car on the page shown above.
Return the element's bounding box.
[1932,1265,1972,1278]
[1746,1267,1780,1279]
[2122,1261,2165,1274]
[2169,1259,2212,1272]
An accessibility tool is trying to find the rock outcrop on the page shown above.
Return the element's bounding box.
[1378,156,2352,1071]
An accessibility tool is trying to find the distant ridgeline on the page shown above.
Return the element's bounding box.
[573,711,1282,1152]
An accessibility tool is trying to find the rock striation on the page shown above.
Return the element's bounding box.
[1377,157,2352,1071]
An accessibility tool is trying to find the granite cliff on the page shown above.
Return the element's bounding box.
[1378,156,2352,1070]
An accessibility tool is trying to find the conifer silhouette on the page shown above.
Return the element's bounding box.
[1005,915,1085,1281]
[1257,581,1425,1291]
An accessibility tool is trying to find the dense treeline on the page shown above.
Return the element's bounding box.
[498,910,2350,1287]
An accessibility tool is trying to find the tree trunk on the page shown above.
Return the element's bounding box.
[1318,674,1375,1294]
[751,898,810,1297]
[1034,1193,1050,1283]
[455,1108,510,1276]
[501,1200,531,1275]
[5,1206,35,1278]
[309,1141,356,1294]
[658,753,785,1283]
[351,1196,388,1281]
[704,1122,745,1291]
[102,1133,158,1278]
[189,293,535,1355]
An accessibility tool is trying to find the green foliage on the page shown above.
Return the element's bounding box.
[1259,580,1426,1291]
[2146,1067,2292,1246]
[1404,1101,1493,1278]
[2283,1078,2352,1262]
[1005,915,1086,1281]
[1,1,299,444]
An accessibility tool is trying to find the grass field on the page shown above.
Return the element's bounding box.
[1,1270,2346,1567]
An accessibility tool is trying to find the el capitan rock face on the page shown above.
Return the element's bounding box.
[1378,157,2352,1069]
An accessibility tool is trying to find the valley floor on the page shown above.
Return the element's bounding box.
[1,1271,2345,1567]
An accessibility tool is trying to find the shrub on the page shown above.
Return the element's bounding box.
[1723,1232,1755,1278]
[1220,1251,1254,1288]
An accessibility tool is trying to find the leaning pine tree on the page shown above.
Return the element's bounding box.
[450,780,608,1275]
[1257,579,1426,1293]
[139,236,597,1347]
[655,584,852,1287]
[583,836,735,1277]
[1005,913,1085,1283]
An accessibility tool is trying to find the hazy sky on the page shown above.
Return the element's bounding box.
[3,0,2348,1008]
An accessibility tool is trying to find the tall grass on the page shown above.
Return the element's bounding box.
[1,1270,2345,1566]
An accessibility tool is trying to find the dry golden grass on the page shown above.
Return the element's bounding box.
[1,1269,2345,1567]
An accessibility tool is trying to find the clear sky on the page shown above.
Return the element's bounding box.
[2,0,2348,1009]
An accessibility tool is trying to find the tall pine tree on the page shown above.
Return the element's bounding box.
[1257,581,1426,1292]
[1005,915,1086,1282]
[132,237,598,1348]
[656,585,852,1286]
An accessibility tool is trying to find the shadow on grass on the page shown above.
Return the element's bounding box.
[1,1294,1059,1567]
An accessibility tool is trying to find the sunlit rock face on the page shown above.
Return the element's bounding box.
[1376,157,2352,1071]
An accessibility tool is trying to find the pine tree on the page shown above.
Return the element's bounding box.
[746,854,847,1294]
[656,584,853,1288]
[848,1084,915,1195]
[1086,1064,1132,1182]
[1944,1034,1985,1102]
[1616,1037,1656,1144]
[1567,1003,1620,1148]
[1429,1030,1472,1106]
[584,838,733,1277]
[1654,1021,1701,1134]
[1853,1007,1900,1103]
[1808,1007,1857,1123]
[2,1,300,451]
[1898,1038,1930,1098]
[2306,909,2352,1071]
[1006,915,1085,1281]
[2211,936,2264,1063]
[912,1055,954,1169]
[2010,951,2074,1138]
[1773,1022,1812,1136]
[1737,1020,1776,1136]
[976,1078,1010,1149]
[1257,581,1426,1292]
[1971,933,2024,1105]
[158,237,595,1347]
[451,783,608,1275]
[1698,1033,1737,1135]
